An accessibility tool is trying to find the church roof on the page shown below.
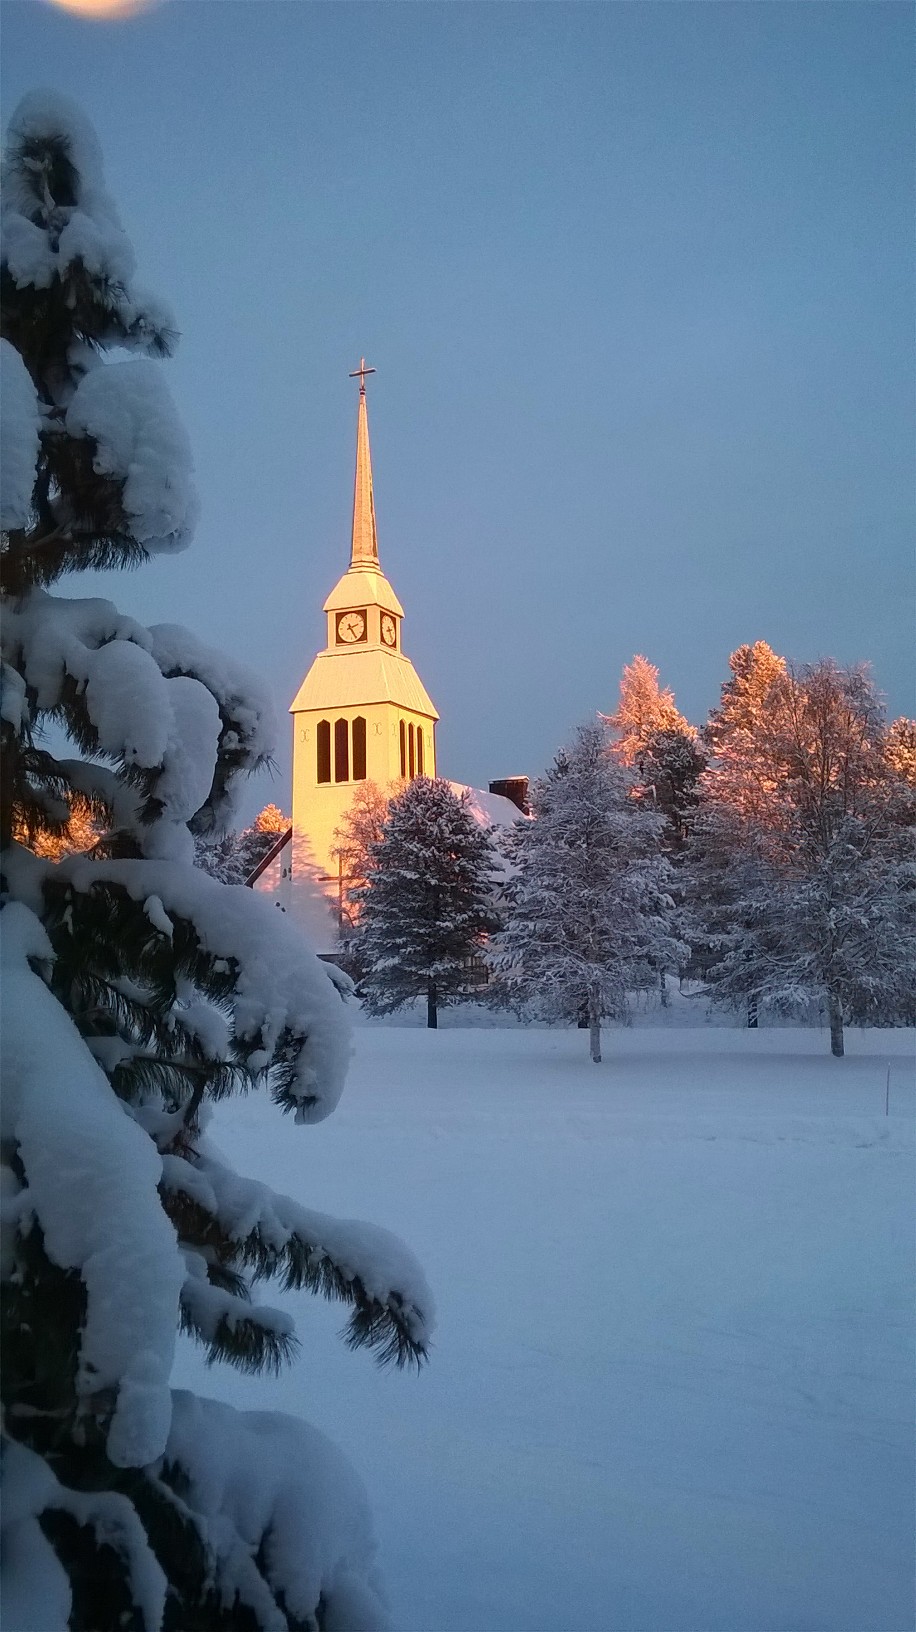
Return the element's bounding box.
[323,566,404,616]
[290,648,439,718]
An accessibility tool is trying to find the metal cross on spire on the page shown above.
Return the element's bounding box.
[349,357,376,395]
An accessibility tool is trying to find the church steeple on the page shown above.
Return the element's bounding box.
[349,359,379,570]
[290,361,438,898]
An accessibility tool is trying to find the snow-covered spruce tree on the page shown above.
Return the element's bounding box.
[490,722,683,1062]
[355,777,500,1028]
[690,656,915,1054]
[1,92,431,1631]
[634,727,707,850]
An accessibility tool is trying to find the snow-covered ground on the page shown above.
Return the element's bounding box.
[173,1021,915,1632]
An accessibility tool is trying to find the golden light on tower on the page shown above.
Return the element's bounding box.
[43,0,162,18]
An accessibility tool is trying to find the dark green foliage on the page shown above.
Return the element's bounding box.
[355,777,501,1028]
[2,96,425,1629]
[39,1510,146,1632]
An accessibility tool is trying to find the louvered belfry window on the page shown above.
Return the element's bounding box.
[352,716,367,781]
[316,720,331,783]
[334,718,349,782]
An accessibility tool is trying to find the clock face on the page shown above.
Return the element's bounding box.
[380,614,397,647]
[336,610,366,644]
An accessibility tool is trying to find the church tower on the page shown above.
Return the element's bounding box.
[289,363,439,898]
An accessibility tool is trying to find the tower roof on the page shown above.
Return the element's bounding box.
[289,648,439,718]
[349,360,379,571]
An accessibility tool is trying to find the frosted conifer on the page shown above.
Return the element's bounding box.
[1,93,431,1630]
[356,777,500,1027]
[491,722,682,1062]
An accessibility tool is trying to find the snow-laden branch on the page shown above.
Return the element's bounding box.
[11,852,352,1123]
[0,339,41,530]
[179,1249,296,1374]
[2,91,177,362]
[165,1392,393,1632]
[0,903,184,1468]
[65,362,198,554]
[148,622,277,830]
[161,1145,435,1367]
[4,591,278,845]
[1,1438,168,1632]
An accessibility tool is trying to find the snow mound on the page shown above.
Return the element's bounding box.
[167,1392,392,1631]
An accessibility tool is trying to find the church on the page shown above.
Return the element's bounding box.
[257,364,526,948]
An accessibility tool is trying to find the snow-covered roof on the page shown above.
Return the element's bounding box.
[323,566,404,617]
[290,648,438,718]
[449,784,527,830]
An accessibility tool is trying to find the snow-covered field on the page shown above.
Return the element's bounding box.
[173,1021,915,1632]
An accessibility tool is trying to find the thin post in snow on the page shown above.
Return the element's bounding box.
[885,1066,890,1118]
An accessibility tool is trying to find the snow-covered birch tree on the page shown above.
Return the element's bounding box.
[491,722,682,1062]
[602,667,704,1007]
[355,778,500,1028]
[691,655,915,1053]
[331,780,392,946]
[1,92,432,1631]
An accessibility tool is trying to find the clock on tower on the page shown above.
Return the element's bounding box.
[336,610,367,644]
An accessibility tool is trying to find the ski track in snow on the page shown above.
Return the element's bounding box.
[171,1023,915,1632]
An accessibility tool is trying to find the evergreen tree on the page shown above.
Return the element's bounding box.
[1,93,430,1630]
[491,722,682,1062]
[690,656,915,1053]
[636,727,707,849]
[602,654,690,767]
[356,777,500,1028]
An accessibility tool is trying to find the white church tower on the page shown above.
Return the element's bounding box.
[288,363,439,925]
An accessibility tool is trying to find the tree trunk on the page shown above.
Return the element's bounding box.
[747,998,758,1029]
[427,978,438,1030]
[589,1018,601,1063]
[588,991,601,1063]
[659,970,668,1009]
[828,992,844,1058]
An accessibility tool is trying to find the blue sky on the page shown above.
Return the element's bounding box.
[3,1,912,818]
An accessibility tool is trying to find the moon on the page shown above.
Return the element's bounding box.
[43,0,162,17]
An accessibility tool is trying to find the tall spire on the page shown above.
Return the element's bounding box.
[348,358,379,570]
